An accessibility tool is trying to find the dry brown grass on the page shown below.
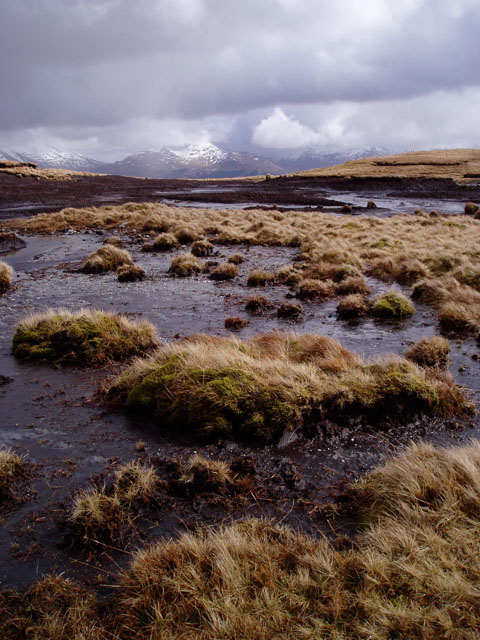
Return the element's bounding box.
[117,264,145,282]
[191,239,214,256]
[405,335,451,368]
[0,448,25,504]
[12,308,159,365]
[6,199,480,329]
[224,316,249,330]
[296,148,480,183]
[82,245,133,274]
[337,294,371,320]
[114,440,480,639]
[0,261,13,294]
[247,268,275,286]
[70,460,158,545]
[168,252,203,277]
[210,262,238,280]
[0,163,104,180]
[142,232,179,252]
[106,332,472,444]
[6,441,480,638]
[245,295,274,314]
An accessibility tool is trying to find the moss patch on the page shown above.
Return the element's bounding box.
[13,309,159,365]
[371,290,415,318]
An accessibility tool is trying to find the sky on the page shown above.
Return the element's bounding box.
[1,0,480,160]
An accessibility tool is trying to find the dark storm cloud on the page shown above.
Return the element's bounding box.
[1,0,479,153]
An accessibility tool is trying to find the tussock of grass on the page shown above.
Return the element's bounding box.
[277,301,303,319]
[0,261,13,294]
[174,226,201,244]
[337,294,370,320]
[70,461,158,544]
[335,275,371,295]
[168,252,203,277]
[245,295,274,314]
[106,332,471,444]
[191,239,214,257]
[371,290,415,319]
[12,308,159,365]
[209,262,238,280]
[116,442,480,638]
[405,335,451,368]
[275,264,302,285]
[297,278,335,301]
[0,448,25,504]
[142,232,179,252]
[247,269,275,286]
[117,264,145,282]
[82,245,133,274]
[174,454,237,496]
[103,235,123,247]
[6,441,480,638]
[8,200,480,330]
[225,316,249,330]
[227,253,245,264]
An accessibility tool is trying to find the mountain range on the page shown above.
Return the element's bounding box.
[0,143,390,179]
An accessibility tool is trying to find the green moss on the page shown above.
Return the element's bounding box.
[13,311,158,365]
[124,363,300,444]
[371,291,414,319]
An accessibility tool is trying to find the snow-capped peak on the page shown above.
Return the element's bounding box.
[172,143,227,163]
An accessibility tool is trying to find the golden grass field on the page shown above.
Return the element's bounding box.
[295,148,480,182]
[3,440,480,638]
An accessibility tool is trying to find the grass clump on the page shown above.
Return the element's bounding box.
[464,201,479,215]
[82,245,133,274]
[275,264,302,286]
[191,239,214,257]
[247,269,275,286]
[405,335,451,368]
[106,332,471,444]
[115,442,480,638]
[225,316,249,330]
[103,235,123,247]
[0,448,25,504]
[168,252,203,277]
[337,294,370,320]
[0,261,13,294]
[7,440,480,638]
[117,264,145,282]
[297,278,335,301]
[142,232,179,252]
[12,308,159,365]
[371,290,415,319]
[245,295,274,314]
[335,275,371,296]
[210,262,238,280]
[277,301,303,319]
[70,461,158,545]
[228,253,245,264]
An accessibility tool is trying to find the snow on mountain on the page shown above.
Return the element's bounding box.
[1,144,397,178]
[21,147,104,170]
[172,143,227,163]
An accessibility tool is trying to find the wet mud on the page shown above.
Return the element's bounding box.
[1,229,480,589]
[2,171,480,219]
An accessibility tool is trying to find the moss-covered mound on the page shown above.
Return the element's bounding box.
[13,309,159,365]
[371,290,415,318]
[107,332,471,444]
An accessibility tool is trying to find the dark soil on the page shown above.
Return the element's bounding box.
[2,171,480,219]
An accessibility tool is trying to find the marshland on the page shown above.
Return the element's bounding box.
[2,151,480,638]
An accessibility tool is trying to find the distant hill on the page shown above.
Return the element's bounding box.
[0,144,393,179]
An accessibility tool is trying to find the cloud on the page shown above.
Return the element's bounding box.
[1,0,480,155]
[252,109,322,149]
